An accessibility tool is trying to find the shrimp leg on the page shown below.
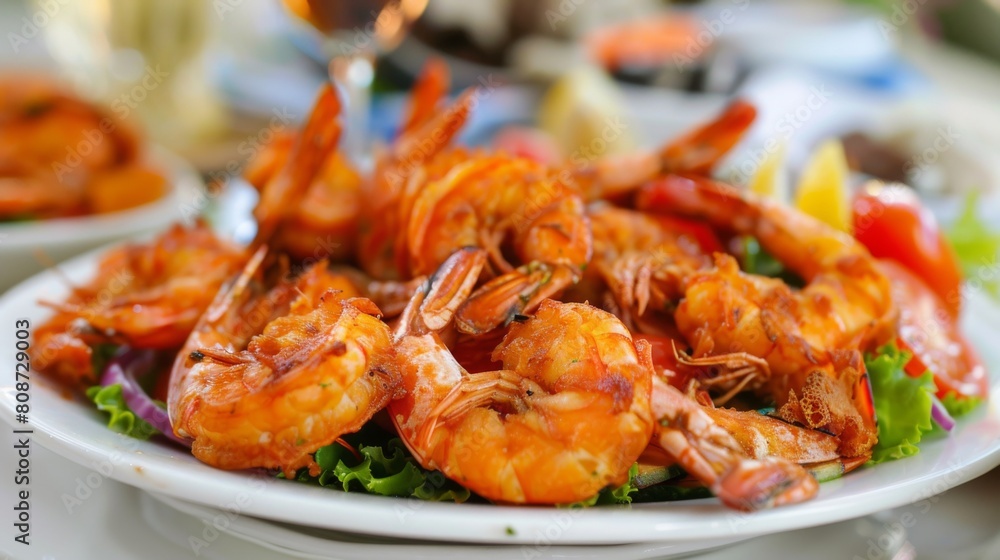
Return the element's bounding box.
[390,250,654,504]
[637,175,890,457]
[651,376,818,511]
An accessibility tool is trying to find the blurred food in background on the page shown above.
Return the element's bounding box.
[40,0,228,163]
[0,76,166,221]
[0,0,997,255]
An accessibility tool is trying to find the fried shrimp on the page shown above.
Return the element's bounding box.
[399,154,593,334]
[389,248,653,504]
[168,249,397,475]
[33,223,244,387]
[638,175,893,456]
[252,83,345,249]
[567,99,757,201]
[242,81,366,263]
[357,60,472,280]
[587,203,712,322]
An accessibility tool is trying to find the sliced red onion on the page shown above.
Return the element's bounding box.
[101,348,191,447]
[930,394,956,432]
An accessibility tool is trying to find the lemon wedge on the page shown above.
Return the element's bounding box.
[794,139,852,233]
[748,142,788,202]
[538,67,635,159]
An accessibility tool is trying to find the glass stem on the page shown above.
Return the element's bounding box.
[329,53,374,170]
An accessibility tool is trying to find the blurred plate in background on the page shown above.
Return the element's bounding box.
[0,146,204,291]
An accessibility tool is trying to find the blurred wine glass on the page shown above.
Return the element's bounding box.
[39,0,226,150]
[281,0,429,164]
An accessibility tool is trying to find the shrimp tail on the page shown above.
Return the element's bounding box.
[659,99,757,176]
[390,88,474,181]
[636,174,745,228]
[254,84,342,245]
[397,247,487,336]
[652,377,818,512]
[204,245,269,325]
[712,457,820,511]
[454,262,578,335]
[399,58,450,136]
[567,99,756,201]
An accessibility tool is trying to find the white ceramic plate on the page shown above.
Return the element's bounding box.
[1,248,999,547]
[139,492,744,559]
[0,147,204,291]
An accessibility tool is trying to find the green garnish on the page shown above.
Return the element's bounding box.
[866,343,936,464]
[562,463,639,508]
[940,392,982,418]
[90,344,120,379]
[947,191,1000,299]
[86,384,158,440]
[286,429,470,502]
[741,237,804,287]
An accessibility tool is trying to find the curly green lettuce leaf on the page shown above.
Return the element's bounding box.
[866,343,936,464]
[741,237,804,287]
[940,392,983,418]
[606,463,640,503]
[85,384,158,440]
[947,191,1000,299]
[292,436,470,503]
[563,463,639,508]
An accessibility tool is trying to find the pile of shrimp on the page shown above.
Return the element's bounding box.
[0,76,167,221]
[35,61,955,512]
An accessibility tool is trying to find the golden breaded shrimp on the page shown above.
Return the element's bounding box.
[567,99,757,201]
[398,154,593,334]
[637,175,893,457]
[168,249,397,475]
[0,76,145,219]
[40,222,244,349]
[34,85,343,390]
[389,248,653,504]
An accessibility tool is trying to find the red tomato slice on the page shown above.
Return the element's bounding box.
[853,185,963,317]
[879,260,988,400]
[895,338,931,378]
[492,126,562,166]
[650,215,725,255]
[635,333,681,371]
[633,333,701,390]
